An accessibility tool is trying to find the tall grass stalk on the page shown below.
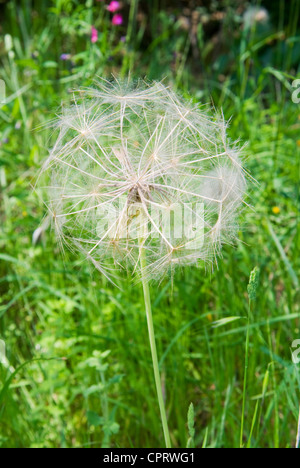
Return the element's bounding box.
[240,303,250,448]
[241,267,259,447]
[296,407,300,449]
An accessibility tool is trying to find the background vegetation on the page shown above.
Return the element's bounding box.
[0,0,299,448]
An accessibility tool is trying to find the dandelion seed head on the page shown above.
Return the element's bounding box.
[39,78,248,283]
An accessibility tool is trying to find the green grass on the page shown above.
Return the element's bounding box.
[0,0,299,448]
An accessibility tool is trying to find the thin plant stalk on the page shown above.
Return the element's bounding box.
[241,267,259,448]
[296,406,300,449]
[139,235,171,448]
[240,299,251,448]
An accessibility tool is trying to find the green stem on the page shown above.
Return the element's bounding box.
[139,239,171,448]
[240,299,251,448]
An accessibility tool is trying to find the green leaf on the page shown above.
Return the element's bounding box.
[212,316,241,328]
[86,411,103,427]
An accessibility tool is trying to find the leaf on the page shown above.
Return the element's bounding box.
[86,411,103,427]
[83,384,105,398]
[0,358,62,405]
[212,316,241,328]
[109,422,120,435]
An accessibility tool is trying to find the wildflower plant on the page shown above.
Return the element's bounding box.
[39,78,248,447]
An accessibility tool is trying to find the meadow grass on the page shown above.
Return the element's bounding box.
[0,0,299,448]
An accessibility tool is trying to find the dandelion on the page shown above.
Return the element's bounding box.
[272,206,280,214]
[111,13,123,26]
[39,78,248,447]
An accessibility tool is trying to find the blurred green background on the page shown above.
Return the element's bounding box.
[0,0,299,448]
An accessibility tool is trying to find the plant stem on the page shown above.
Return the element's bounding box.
[296,406,300,448]
[139,239,171,448]
[240,299,251,448]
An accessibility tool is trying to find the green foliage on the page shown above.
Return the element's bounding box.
[0,0,299,448]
